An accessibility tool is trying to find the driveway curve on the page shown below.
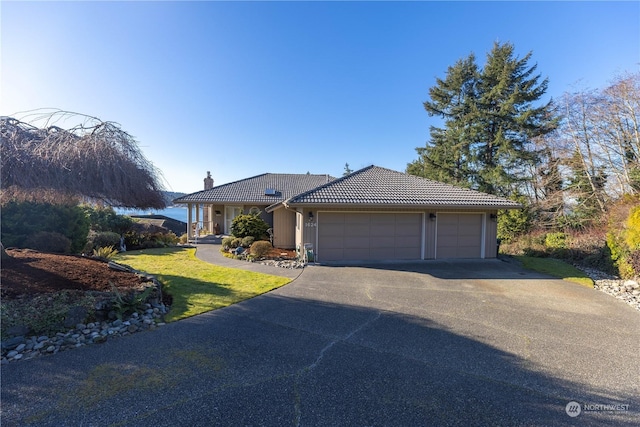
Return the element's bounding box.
[2,246,639,426]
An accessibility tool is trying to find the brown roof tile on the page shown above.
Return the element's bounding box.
[173,173,334,204]
[284,166,521,209]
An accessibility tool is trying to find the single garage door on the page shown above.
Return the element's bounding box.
[436,214,483,259]
[318,212,422,262]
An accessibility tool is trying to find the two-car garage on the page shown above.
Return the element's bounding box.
[316,212,485,262]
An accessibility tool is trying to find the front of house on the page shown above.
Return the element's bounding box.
[173,166,520,262]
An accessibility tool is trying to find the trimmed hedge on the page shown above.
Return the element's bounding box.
[250,240,272,258]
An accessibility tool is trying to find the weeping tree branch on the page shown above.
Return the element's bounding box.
[1,110,167,209]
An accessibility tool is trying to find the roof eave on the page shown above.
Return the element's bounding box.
[173,198,285,205]
[285,202,522,210]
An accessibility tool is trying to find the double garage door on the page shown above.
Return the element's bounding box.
[317,212,422,262]
[316,212,484,262]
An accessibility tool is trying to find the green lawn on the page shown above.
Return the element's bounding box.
[114,247,291,321]
[514,256,594,288]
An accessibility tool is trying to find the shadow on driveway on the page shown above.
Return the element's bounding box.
[2,286,638,426]
[316,257,554,280]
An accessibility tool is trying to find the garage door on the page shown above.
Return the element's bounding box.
[318,212,422,262]
[436,214,483,259]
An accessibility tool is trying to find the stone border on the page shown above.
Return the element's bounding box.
[1,261,170,364]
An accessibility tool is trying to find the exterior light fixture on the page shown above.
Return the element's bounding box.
[308,211,314,220]
[490,214,498,221]
[429,213,437,221]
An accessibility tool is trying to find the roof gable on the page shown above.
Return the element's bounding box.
[284,165,521,209]
[173,173,334,204]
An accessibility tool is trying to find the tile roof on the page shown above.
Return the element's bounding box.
[173,173,334,204]
[283,165,521,209]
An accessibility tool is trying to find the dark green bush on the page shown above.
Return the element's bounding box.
[1,201,89,252]
[124,230,178,250]
[250,240,272,258]
[82,205,134,234]
[84,231,121,253]
[231,213,270,240]
[241,236,255,248]
[24,231,72,253]
[122,221,178,250]
[497,196,532,242]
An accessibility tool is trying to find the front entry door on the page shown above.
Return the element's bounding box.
[225,206,243,235]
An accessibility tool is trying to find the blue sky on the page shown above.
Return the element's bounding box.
[2,1,638,194]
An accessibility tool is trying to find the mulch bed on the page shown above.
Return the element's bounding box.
[1,246,299,300]
[1,248,146,300]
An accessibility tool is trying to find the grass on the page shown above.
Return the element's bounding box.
[514,256,594,288]
[114,247,290,321]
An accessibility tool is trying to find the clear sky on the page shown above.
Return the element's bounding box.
[2,1,638,194]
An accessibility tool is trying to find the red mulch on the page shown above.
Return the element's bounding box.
[1,248,146,300]
[265,248,297,259]
[1,247,298,301]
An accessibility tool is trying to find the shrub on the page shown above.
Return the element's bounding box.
[82,205,134,234]
[1,201,89,252]
[155,232,178,246]
[123,223,178,250]
[111,285,155,320]
[628,250,640,275]
[231,237,243,248]
[497,196,532,242]
[1,290,98,337]
[250,240,272,258]
[179,233,189,244]
[624,205,640,250]
[93,246,118,260]
[241,236,255,248]
[24,231,72,253]
[221,236,234,250]
[231,213,270,240]
[545,232,567,249]
[85,231,121,253]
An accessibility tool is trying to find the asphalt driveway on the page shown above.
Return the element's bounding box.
[2,251,639,426]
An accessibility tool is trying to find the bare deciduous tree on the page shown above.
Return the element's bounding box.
[1,110,167,209]
[531,73,640,228]
[1,110,167,258]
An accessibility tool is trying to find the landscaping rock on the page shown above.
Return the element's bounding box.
[1,304,169,363]
[1,336,26,351]
[580,267,640,311]
[63,306,88,329]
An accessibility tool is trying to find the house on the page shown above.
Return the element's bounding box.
[173,166,521,262]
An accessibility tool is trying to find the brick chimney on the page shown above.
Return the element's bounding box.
[204,171,214,189]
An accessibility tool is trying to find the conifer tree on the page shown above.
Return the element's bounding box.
[408,55,477,186]
[408,42,558,197]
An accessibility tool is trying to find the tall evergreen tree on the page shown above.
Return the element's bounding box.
[408,42,558,197]
[408,55,477,186]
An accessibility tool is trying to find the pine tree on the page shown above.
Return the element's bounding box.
[408,55,477,187]
[408,42,558,197]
